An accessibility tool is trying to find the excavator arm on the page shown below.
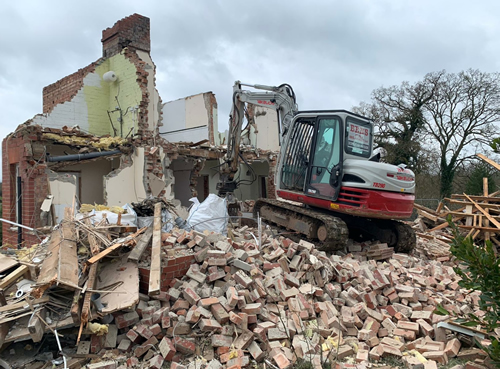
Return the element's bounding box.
[218,81,298,195]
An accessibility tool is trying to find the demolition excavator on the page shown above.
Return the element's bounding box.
[218,81,416,252]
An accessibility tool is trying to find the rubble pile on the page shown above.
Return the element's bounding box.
[0,206,495,369]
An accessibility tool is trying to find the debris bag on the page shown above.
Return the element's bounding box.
[137,209,173,232]
[186,194,228,235]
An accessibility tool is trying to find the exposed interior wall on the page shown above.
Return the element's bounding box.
[171,158,196,207]
[48,172,77,223]
[104,147,147,206]
[1,14,166,246]
[34,52,143,138]
[243,105,280,151]
[232,161,270,201]
[161,92,217,144]
[46,144,117,205]
[198,159,221,195]
[35,14,156,140]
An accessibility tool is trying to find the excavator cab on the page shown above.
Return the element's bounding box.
[221,81,416,252]
[278,110,371,202]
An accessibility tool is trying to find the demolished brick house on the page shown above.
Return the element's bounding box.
[1,14,278,247]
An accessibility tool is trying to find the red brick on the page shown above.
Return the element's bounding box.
[149,354,164,369]
[199,319,222,332]
[173,337,195,355]
[211,303,229,324]
[134,336,159,357]
[125,329,141,344]
[159,337,176,361]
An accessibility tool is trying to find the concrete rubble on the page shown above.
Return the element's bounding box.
[0,198,496,369]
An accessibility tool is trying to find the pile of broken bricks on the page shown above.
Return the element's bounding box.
[0,202,497,369]
[81,221,493,369]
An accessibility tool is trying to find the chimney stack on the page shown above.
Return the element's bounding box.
[101,14,150,58]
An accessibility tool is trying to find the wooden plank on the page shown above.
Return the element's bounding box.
[465,204,473,227]
[484,178,491,242]
[477,153,500,172]
[0,322,11,347]
[5,315,74,343]
[414,203,439,216]
[128,227,153,262]
[451,194,500,202]
[148,203,163,296]
[86,227,146,265]
[33,208,79,298]
[78,218,103,343]
[0,289,6,306]
[0,254,18,274]
[445,199,500,209]
[0,265,28,290]
[28,308,45,343]
[458,225,500,232]
[439,211,500,220]
[70,288,81,325]
[416,232,435,240]
[80,263,98,327]
[464,194,500,231]
[0,296,49,314]
[428,221,453,232]
[416,209,439,222]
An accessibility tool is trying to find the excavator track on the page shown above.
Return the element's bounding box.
[254,199,416,254]
[254,199,349,252]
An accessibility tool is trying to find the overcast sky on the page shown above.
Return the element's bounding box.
[1,0,500,174]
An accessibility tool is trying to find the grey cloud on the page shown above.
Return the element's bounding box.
[2,0,500,164]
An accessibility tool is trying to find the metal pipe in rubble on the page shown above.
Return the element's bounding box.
[0,218,35,232]
[46,150,121,162]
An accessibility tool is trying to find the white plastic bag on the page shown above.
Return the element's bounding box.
[77,204,137,226]
[186,194,228,235]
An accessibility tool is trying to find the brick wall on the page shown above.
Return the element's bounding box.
[102,14,150,58]
[138,254,195,293]
[2,130,49,247]
[42,64,97,114]
[267,157,277,199]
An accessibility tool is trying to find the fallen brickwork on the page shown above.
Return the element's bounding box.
[0,205,496,369]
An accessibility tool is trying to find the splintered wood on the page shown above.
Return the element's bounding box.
[32,208,79,298]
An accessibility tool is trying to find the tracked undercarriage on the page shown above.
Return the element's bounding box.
[254,198,416,253]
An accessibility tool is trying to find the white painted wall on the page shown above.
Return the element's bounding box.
[32,73,101,134]
[185,94,208,129]
[199,159,221,195]
[246,106,280,151]
[162,93,215,143]
[233,161,270,201]
[49,173,78,223]
[104,147,147,205]
[161,126,209,143]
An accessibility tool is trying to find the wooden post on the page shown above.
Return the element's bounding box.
[28,308,46,343]
[148,203,163,296]
[128,227,153,262]
[483,177,491,243]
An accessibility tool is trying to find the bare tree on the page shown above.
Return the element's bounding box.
[357,69,500,199]
[353,72,443,174]
[423,69,500,198]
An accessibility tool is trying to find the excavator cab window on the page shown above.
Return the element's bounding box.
[307,117,343,199]
[345,117,372,158]
[280,118,315,191]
